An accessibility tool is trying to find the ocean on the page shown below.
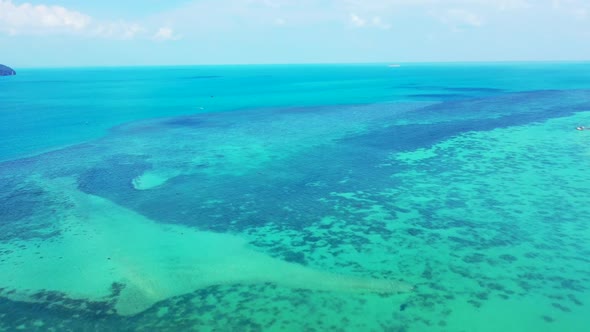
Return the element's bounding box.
[0,63,589,331]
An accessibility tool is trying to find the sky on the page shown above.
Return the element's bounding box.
[0,0,589,67]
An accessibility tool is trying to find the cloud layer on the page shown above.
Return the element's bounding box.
[0,0,90,34]
[153,27,180,41]
[1,0,588,66]
[2,0,589,39]
[0,0,177,40]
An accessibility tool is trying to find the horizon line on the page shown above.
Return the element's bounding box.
[8,59,590,70]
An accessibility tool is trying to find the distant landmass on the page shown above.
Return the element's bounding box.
[0,64,16,76]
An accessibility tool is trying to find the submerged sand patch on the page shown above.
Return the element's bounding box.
[0,178,411,316]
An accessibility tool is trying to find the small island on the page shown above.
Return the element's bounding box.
[0,64,16,76]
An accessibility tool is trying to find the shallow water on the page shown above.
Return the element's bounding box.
[1,63,590,331]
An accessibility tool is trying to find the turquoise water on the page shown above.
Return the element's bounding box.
[1,63,590,331]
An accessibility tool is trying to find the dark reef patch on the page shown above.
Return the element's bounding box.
[442,87,503,93]
[0,181,47,224]
[551,303,572,312]
[0,179,62,241]
[162,116,208,128]
[397,84,503,94]
[75,135,399,238]
[499,254,518,262]
[280,251,307,265]
[339,90,588,153]
[406,93,471,101]
[77,154,152,202]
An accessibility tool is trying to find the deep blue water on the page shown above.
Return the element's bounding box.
[2,62,590,161]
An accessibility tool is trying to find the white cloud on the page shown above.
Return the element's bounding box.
[573,8,588,19]
[495,0,531,11]
[350,13,366,27]
[0,0,176,40]
[552,0,590,20]
[0,0,91,35]
[439,8,484,28]
[153,27,181,41]
[371,16,391,29]
[92,21,145,40]
[252,0,282,8]
[349,13,391,29]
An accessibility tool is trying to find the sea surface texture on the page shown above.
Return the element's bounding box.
[0,63,589,331]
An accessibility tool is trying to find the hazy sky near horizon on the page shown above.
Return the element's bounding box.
[0,0,589,67]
